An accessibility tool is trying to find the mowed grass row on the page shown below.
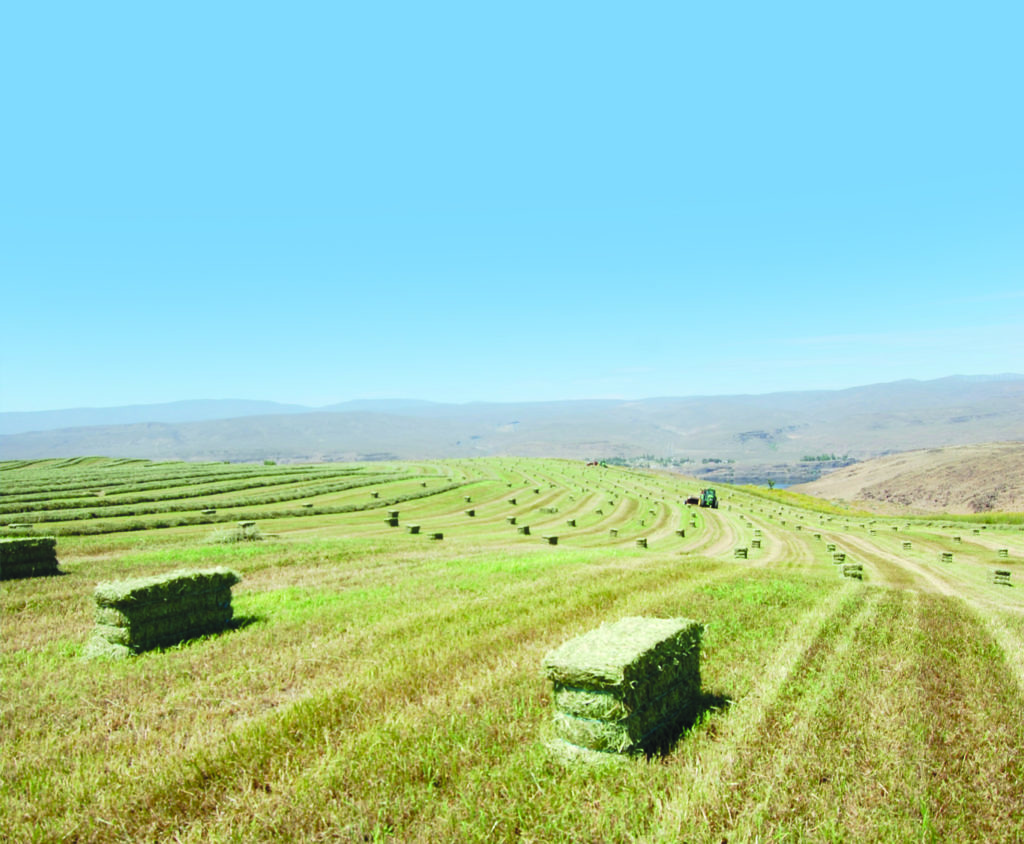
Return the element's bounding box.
[2,457,1024,842]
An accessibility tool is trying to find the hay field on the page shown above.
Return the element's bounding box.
[3,457,1023,842]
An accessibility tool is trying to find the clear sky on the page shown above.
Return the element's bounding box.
[2,1,1022,412]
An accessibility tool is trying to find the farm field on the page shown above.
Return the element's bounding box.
[2,456,1024,843]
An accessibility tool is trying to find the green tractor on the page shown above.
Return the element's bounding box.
[699,488,718,509]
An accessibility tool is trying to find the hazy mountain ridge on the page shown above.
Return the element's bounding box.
[2,377,1022,479]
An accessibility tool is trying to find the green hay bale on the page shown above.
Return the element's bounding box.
[207,524,263,544]
[88,568,241,657]
[552,680,702,753]
[543,616,703,755]
[543,737,629,767]
[0,537,60,579]
[543,617,702,712]
[94,568,240,609]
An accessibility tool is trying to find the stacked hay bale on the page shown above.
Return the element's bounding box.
[0,537,60,580]
[542,616,703,757]
[840,562,864,580]
[86,567,241,658]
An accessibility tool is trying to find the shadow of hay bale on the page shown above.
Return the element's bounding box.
[642,690,732,758]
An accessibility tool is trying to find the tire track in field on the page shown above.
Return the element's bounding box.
[914,594,1024,840]
[654,585,870,839]
[831,532,956,595]
[684,587,887,841]
[758,519,818,567]
[686,508,740,557]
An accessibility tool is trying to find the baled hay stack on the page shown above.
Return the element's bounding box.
[542,616,703,756]
[0,537,60,580]
[86,567,241,658]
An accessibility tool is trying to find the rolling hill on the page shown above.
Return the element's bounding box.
[792,441,1024,514]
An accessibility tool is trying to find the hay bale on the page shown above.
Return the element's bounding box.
[86,567,241,658]
[543,535,558,545]
[0,537,60,580]
[542,616,702,754]
[507,516,517,525]
[998,549,1009,558]
[941,552,954,563]
[566,519,576,527]
[517,525,531,535]
[636,538,648,548]
[992,569,1011,585]
[429,532,444,540]
[840,562,864,580]
[407,524,420,534]
[609,528,618,537]
[734,547,748,559]
[465,509,475,517]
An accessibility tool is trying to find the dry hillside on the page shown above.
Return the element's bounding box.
[792,441,1024,514]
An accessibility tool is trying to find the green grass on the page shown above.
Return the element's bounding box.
[2,457,1023,842]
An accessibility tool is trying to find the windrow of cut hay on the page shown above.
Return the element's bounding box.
[0,536,60,579]
[85,567,241,658]
[542,616,703,756]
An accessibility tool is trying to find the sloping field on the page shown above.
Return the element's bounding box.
[794,441,1024,514]
[2,457,1023,842]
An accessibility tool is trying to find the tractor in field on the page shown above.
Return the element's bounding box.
[699,488,718,509]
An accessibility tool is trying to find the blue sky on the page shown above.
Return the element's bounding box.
[2,1,1021,412]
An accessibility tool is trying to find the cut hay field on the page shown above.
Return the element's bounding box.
[2,457,1023,843]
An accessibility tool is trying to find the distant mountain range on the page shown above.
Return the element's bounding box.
[2,376,1022,484]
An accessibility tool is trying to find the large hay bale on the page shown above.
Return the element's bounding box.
[542,616,702,755]
[86,567,241,658]
[0,537,60,580]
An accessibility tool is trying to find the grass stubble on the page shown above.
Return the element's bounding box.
[2,457,1023,842]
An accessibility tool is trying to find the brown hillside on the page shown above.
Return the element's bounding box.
[792,441,1024,514]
